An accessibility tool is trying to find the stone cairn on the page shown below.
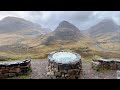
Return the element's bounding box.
[92,58,120,71]
[47,51,83,79]
[0,59,31,79]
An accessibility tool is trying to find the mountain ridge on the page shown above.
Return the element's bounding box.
[0,16,50,36]
[43,20,85,45]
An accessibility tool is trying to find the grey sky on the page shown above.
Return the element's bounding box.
[0,11,120,30]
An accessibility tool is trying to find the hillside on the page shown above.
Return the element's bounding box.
[87,19,119,37]
[0,17,119,61]
[0,16,50,36]
[85,19,120,51]
[86,19,120,42]
[0,16,52,60]
[43,20,86,45]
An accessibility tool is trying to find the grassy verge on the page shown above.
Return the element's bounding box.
[18,75,30,79]
[0,44,120,62]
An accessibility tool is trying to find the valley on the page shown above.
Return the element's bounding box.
[0,16,119,62]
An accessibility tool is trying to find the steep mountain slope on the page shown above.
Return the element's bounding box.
[0,16,48,36]
[53,20,83,40]
[85,19,120,51]
[88,19,119,35]
[43,20,85,45]
[86,19,120,42]
[0,16,51,56]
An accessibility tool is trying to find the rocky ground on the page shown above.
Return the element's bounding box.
[26,59,117,79]
[30,60,49,79]
[82,60,117,79]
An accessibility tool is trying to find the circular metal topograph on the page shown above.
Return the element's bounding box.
[48,51,81,64]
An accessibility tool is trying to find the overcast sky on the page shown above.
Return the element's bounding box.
[0,11,120,30]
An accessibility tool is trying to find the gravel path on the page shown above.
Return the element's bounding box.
[30,60,49,79]
[82,60,117,79]
[29,59,117,79]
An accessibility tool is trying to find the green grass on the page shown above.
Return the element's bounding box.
[71,47,91,52]
[0,40,120,61]
[18,75,30,79]
[93,55,102,59]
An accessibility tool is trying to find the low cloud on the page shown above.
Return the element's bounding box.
[0,11,120,30]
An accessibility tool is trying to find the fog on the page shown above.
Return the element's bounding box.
[0,11,120,30]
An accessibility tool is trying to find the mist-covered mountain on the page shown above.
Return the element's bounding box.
[0,17,119,60]
[43,20,85,45]
[88,19,119,35]
[85,19,120,43]
[53,20,84,40]
[0,16,50,35]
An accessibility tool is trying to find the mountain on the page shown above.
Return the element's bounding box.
[87,19,120,38]
[43,20,84,45]
[86,19,120,42]
[0,16,47,35]
[53,20,83,40]
[84,19,120,51]
[0,16,52,55]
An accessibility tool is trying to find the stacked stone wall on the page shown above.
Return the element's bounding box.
[47,60,83,79]
[0,60,31,79]
[92,59,120,70]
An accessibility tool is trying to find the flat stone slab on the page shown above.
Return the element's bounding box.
[93,58,120,63]
[0,60,31,67]
[48,51,81,64]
